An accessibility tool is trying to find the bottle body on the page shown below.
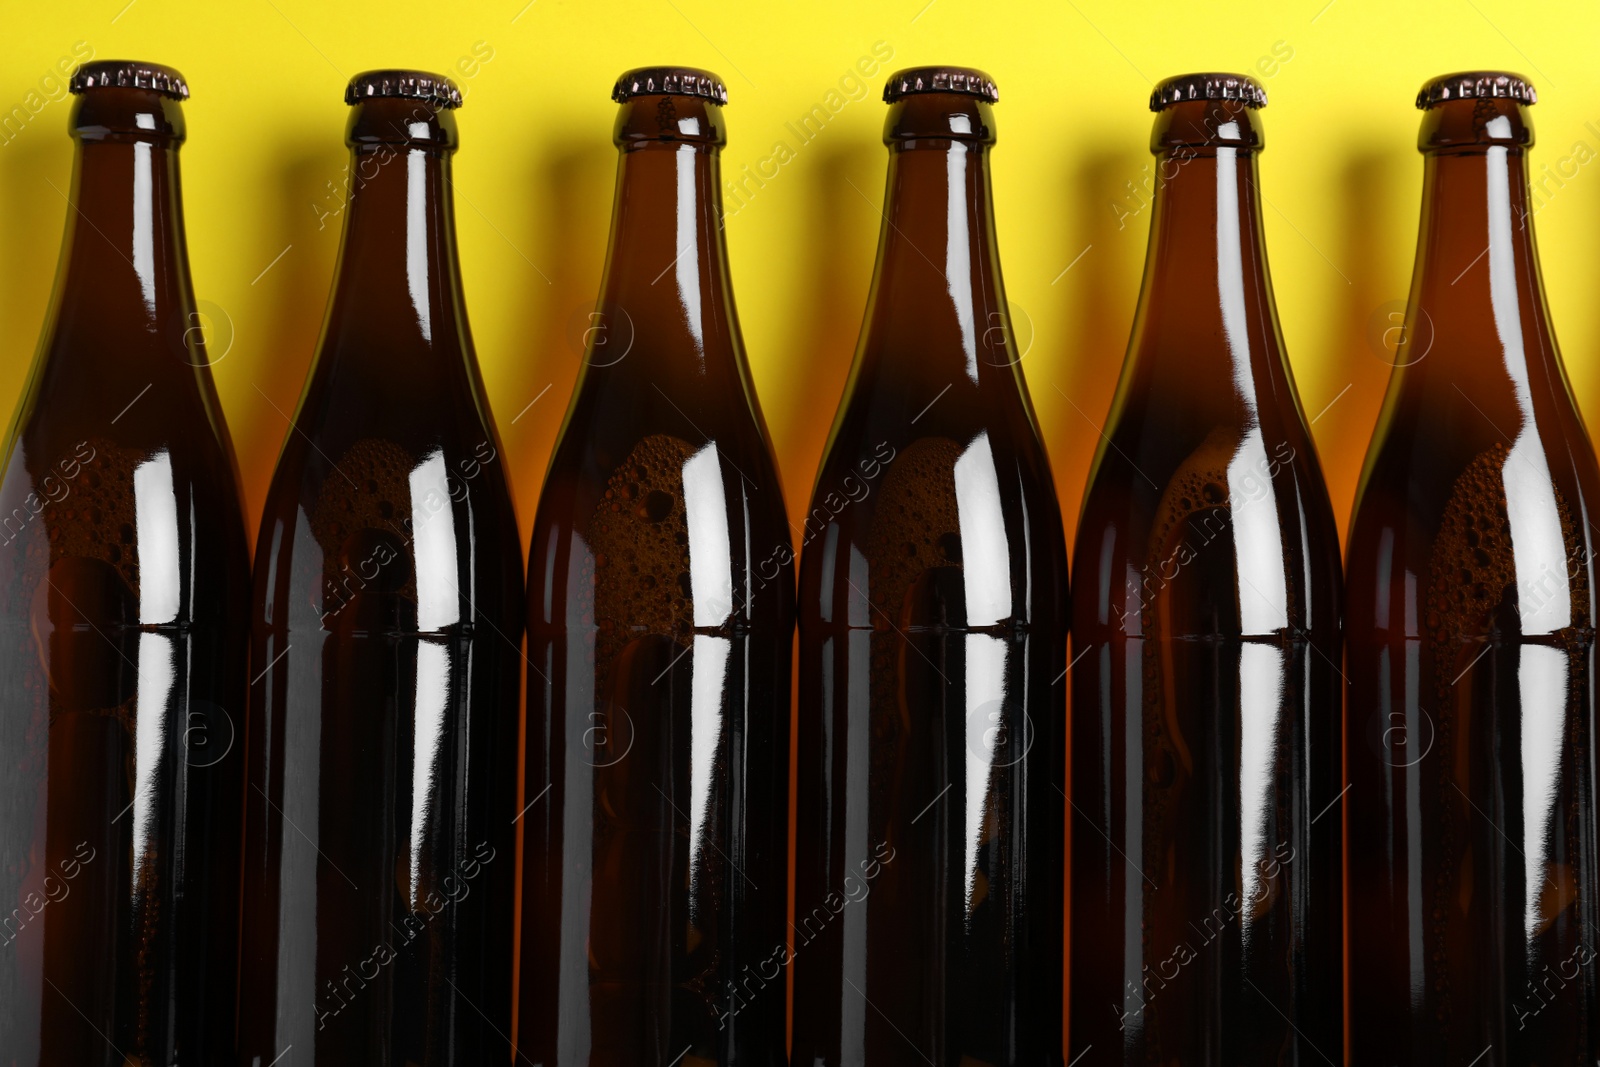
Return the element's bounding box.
[237,91,523,1064]
[1067,95,1343,1062]
[791,86,1069,1067]
[0,80,250,1065]
[1345,90,1600,1061]
[516,84,794,1067]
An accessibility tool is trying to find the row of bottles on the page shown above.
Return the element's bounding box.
[0,58,1592,1067]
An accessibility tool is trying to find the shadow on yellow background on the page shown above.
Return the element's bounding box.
[3,0,1599,557]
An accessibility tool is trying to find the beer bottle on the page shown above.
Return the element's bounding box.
[0,61,249,1064]
[1067,74,1343,1061]
[1346,71,1600,1060]
[237,70,523,1063]
[515,67,794,1066]
[791,67,1069,1066]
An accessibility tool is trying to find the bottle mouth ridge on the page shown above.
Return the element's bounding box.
[1415,82,1534,151]
[345,95,460,149]
[1149,97,1265,152]
[882,87,997,145]
[612,87,727,147]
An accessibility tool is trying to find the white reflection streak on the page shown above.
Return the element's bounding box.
[132,141,156,315]
[946,142,978,380]
[410,450,460,630]
[275,516,320,1051]
[410,641,451,907]
[676,146,704,354]
[1520,646,1566,941]
[130,634,175,899]
[133,451,180,624]
[687,635,730,922]
[1485,146,1569,635]
[1227,433,1289,634]
[557,581,595,1065]
[1237,643,1284,934]
[1404,644,1425,1004]
[406,150,433,342]
[1216,147,1289,635]
[963,634,1007,918]
[683,443,733,627]
[953,432,1011,627]
[1215,146,1249,398]
[839,626,871,1056]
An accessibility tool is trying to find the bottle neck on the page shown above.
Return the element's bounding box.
[324,137,466,353]
[594,134,737,379]
[857,131,1019,390]
[1409,145,1555,388]
[54,134,192,345]
[30,111,219,444]
[1130,141,1281,398]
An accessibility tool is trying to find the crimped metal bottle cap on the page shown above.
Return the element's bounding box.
[345,69,463,109]
[1416,70,1536,110]
[883,66,998,103]
[612,66,728,105]
[1150,72,1266,112]
[70,60,188,100]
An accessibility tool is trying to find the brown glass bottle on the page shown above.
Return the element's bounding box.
[515,68,793,1067]
[0,61,249,1065]
[1346,72,1600,1061]
[790,68,1068,1067]
[1067,74,1343,1062]
[236,71,522,1064]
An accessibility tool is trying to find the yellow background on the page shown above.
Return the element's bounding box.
[2,0,1597,554]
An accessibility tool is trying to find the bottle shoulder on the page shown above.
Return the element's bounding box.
[797,417,1068,632]
[1352,351,1600,547]
[18,332,236,449]
[0,426,249,628]
[536,357,789,530]
[293,328,498,428]
[254,424,522,635]
[1072,408,1341,638]
[1348,395,1600,639]
[528,414,795,632]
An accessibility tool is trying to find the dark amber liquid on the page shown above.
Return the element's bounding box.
[520,455,792,1066]
[237,97,523,1065]
[1070,625,1342,1061]
[792,91,1069,1067]
[1346,95,1599,1061]
[0,86,249,1065]
[1067,99,1343,1063]
[516,92,794,1067]
[795,534,1066,1067]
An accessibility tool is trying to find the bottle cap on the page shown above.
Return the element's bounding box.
[345,69,463,109]
[612,67,728,105]
[1416,71,1536,110]
[1150,72,1266,112]
[883,66,998,103]
[70,60,188,100]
